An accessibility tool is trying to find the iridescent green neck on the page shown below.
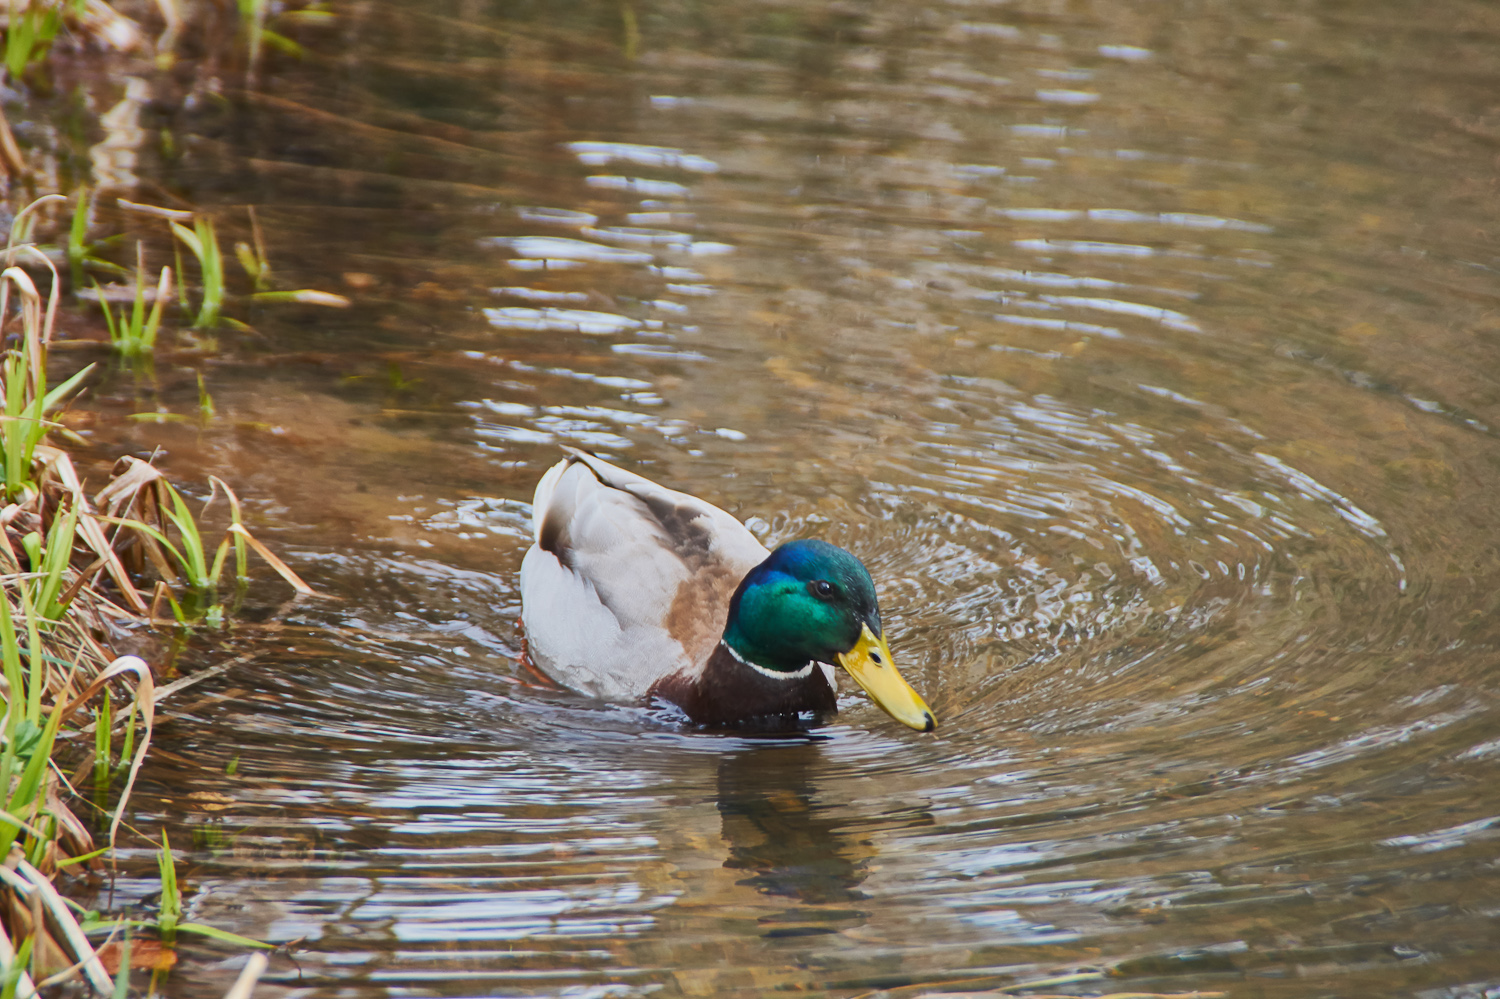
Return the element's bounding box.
[722,539,881,674]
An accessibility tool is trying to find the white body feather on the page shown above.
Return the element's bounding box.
[520,449,770,701]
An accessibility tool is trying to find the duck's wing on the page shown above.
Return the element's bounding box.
[520,448,770,701]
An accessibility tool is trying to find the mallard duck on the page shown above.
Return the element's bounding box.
[520,448,936,731]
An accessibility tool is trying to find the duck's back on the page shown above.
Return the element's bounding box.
[519,449,770,701]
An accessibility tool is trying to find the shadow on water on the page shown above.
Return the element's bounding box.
[56,0,1500,995]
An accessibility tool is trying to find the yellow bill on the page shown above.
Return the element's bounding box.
[836,624,936,732]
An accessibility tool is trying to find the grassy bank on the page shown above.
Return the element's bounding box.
[0,201,315,994]
[0,0,334,992]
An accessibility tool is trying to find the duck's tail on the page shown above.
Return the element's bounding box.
[529,452,576,543]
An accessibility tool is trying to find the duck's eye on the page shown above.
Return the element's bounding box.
[809,579,835,599]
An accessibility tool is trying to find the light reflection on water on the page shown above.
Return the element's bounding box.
[81,0,1500,995]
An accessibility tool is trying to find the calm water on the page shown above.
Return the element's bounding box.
[75,0,1500,995]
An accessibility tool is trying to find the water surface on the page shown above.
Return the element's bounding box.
[76,0,1500,995]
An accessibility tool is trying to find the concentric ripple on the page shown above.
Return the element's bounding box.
[106,0,1500,996]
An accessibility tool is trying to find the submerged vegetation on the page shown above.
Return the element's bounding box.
[93,245,170,356]
[0,0,343,991]
[83,193,347,351]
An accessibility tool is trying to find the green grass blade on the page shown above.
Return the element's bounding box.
[4,9,31,79]
[4,354,28,499]
[197,371,215,423]
[0,585,21,817]
[37,5,61,46]
[158,832,180,919]
[159,484,210,586]
[213,475,252,582]
[168,221,202,260]
[235,529,249,582]
[157,830,180,943]
[79,918,152,934]
[1,933,33,999]
[0,694,66,859]
[118,698,136,776]
[97,516,192,585]
[196,218,223,328]
[141,267,172,352]
[57,845,110,869]
[42,361,96,414]
[93,690,111,798]
[0,588,23,732]
[129,258,147,346]
[239,0,267,68]
[176,923,275,948]
[35,497,80,619]
[209,536,230,585]
[233,241,261,286]
[94,284,121,347]
[260,29,303,58]
[173,242,188,310]
[67,189,89,290]
[20,391,46,459]
[110,933,129,999]
[20,586,41,725]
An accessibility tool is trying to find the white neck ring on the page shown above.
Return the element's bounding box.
[719,640,817,681]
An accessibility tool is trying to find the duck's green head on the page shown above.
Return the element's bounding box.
[723,539,936,732]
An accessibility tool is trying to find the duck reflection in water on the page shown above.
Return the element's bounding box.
[715,742,871,907]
